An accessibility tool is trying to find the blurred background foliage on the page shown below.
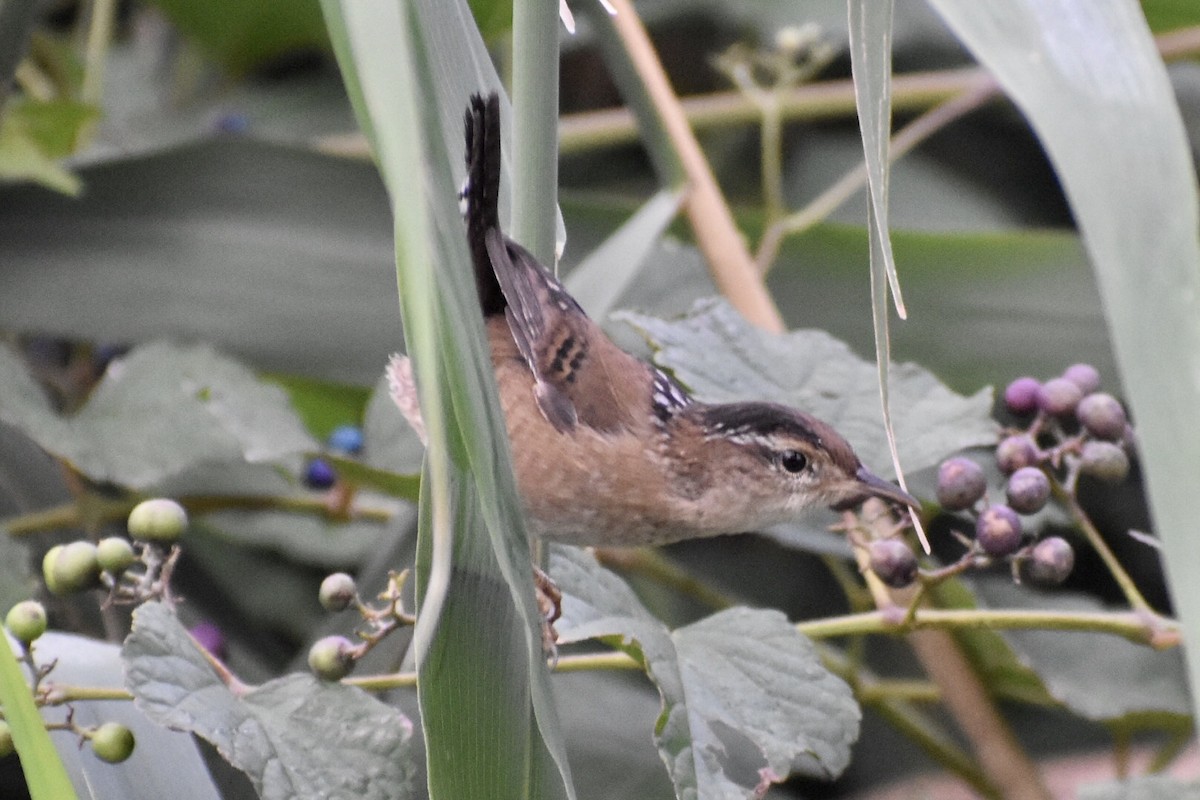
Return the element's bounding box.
[1,0,1199,797]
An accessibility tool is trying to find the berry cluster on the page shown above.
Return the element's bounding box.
[41,498,188,604]
[864,364,1135,592]
[307,570,414,682]
[1,498,195,766]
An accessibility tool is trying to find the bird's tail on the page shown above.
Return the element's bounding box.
[463,92,505,316]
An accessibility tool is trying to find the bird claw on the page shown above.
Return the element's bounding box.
[533,565,562,663]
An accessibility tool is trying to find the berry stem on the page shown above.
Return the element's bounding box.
[796,607,1178,647]
[1050,479,1155,614]
[2,493,395,538]
[819,644,1000,797]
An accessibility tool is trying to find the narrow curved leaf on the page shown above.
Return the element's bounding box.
[0,632,77,800]
[565,188,683,321]
[321,1,575,797]
[928,0,1200,725]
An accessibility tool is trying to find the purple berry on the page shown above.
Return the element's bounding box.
[214,112,251,135]
[868,539,919,589]
[327,424,364,455]
[1062,363,1101,395]
[1004,377,1042,415]
[1121,423,1137,450]
[1079,441,1129,483]
[1077,393,1127,441]
[189,622,228,660]
[1005,467,1051,514]
[1026,537,1075,585]
[305,458,337,489]
[1037,377,1084,417]
[936,457,987,511]
[976,505,1023,557]
[996,435,1040,474]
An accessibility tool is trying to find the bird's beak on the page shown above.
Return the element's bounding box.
[846,466,921,510]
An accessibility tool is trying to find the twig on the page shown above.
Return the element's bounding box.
[605,0,786,332]
[755,78,999,271]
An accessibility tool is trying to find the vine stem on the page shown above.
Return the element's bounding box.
[754,77,998,271]
[1054,479,1156,614]
[2,493,395,537]
[851,506,1052,800]
[797,607,1177,647]
[592,547,739,610]
[558,24,1200,154]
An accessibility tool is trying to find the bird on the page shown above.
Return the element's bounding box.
[462,92,917,551]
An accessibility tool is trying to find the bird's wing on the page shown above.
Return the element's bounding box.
[485,229,656,434]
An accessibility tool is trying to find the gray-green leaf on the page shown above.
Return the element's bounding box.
[618,298,996,478]
[972,577,1191,720]
[552,547,859,799]
[0,341,315,489]
[124,602,417,800]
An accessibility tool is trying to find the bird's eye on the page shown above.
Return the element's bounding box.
[779,450,808,474]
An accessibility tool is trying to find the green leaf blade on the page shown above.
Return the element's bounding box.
[0,632,78,800]
[320,1,575,797]
[929,0,1200,726]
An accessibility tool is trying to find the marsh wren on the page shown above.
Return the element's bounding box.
[463,93,917,548]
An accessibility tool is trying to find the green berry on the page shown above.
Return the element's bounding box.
[976,505,1023,557]
[127,498,188,542]
[44,541,101,595]
[96,537,136,574]
[90,722,135,763]
[0,720,12,757]
[319,573,357,613]
[1079,441,1130,483]
[6,600,47,645]
[308,635,356,681]
[868,539,919,589]
[41,545,64,594]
